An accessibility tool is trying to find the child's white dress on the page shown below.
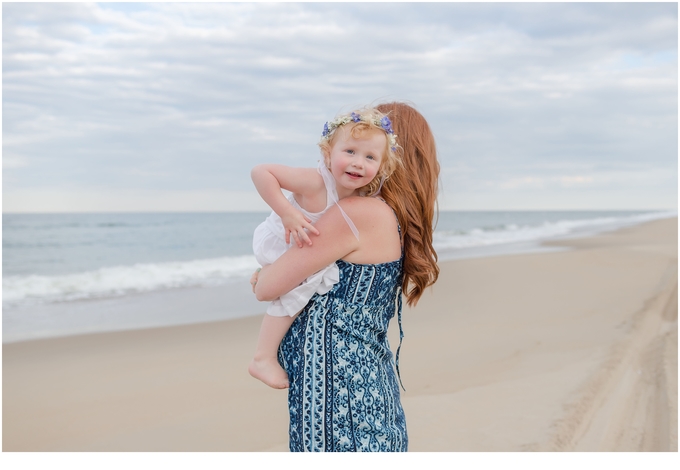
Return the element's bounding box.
[252,162,359,317]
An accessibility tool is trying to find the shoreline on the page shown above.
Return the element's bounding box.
[4,213,676,344]
[2,280,264,344]
[3,217,676,451]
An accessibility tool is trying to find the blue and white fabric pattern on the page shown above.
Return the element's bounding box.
[278,256,407,452]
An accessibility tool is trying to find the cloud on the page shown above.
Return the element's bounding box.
[2,153,30,170]
[2,187,270,213]
[2,2,677,211]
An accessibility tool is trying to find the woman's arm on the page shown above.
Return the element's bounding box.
[254,197,401,301]
[254,202,359,301]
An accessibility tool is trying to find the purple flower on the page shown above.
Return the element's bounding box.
[381,116,393,134]
[351,112,361,123]
[322,122,329,137]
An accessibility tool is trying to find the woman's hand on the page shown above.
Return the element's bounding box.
[281,209,320,248]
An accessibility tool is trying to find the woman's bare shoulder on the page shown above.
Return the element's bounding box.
[337,196,396,221]
[337,197,401,263]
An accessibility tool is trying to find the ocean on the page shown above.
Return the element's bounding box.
[2,210,675,343]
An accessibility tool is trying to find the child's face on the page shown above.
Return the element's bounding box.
[326,127,386,198]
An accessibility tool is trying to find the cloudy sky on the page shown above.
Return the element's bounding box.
[2,2,677,212]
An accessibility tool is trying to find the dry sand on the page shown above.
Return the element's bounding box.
[3,218,677,451]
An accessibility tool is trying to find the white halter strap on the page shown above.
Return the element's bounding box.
[318,161,360,240]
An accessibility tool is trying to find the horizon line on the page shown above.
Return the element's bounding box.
[3,208,677,215]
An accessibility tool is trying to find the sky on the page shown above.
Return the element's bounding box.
[2,2,678,212]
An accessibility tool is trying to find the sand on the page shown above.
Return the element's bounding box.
[3,218,677,452]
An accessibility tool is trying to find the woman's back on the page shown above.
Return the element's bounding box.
[338,196,402,266]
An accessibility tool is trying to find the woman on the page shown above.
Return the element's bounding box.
[253,102,440,452]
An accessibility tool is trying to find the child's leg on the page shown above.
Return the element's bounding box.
[248,313,296,389]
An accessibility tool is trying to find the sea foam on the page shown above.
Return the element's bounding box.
[3,210,675,309]
[433,210,675,252]
[3,255,260,308]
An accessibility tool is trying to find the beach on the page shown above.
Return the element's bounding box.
[3,217,677,451]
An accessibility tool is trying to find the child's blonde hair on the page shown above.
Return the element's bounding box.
[318,107,402,197]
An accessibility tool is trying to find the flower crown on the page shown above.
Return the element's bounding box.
[320,111,398,152]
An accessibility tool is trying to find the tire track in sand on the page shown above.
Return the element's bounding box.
[547,261,677,451]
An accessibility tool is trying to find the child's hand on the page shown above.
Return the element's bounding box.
[281,210,320,248]
[250,268,261,293]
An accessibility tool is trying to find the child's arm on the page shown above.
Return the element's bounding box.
[251,164,322,247]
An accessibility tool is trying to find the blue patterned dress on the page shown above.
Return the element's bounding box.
[278,255,408,452]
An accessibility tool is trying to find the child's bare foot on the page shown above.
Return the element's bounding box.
[248,357,289,389]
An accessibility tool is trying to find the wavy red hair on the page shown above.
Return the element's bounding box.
[376,102,440,306]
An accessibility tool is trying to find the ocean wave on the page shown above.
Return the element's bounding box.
[4,211,675,309]
[433,210,676,251]
[3,255,260,309]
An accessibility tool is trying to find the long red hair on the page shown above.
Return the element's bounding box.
[376,102,440,306]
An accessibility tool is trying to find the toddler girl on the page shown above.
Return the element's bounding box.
[248,107,401,389]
